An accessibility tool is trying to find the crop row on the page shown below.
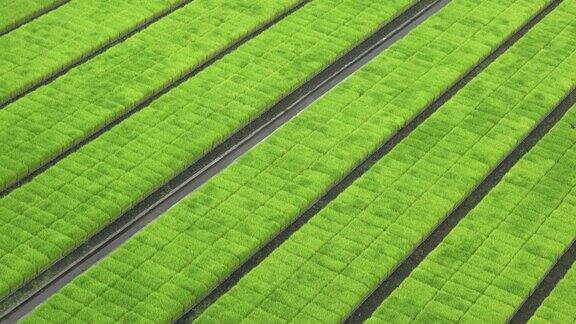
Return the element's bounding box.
[20,0,554,322]
[0,0,67,35]
[0,0,188,104]
[530,261,576,324]
[0,0,417,309]
[197,1,576,322]
[0,0,303,192]
[369,100,576,323]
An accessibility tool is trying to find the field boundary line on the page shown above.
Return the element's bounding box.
[0,0,71,37]
[0,0,194,108]
[510,239,576,323]
[0,0,446,321]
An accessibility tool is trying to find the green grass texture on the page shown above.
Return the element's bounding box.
[530,262,576,324]
[369,104,576,323]
[198,1,576,322]
[0,0,67,34]
[0,0,302,192]
[0,0,188,104]
[0,0,417,313]
[21,0,555,322]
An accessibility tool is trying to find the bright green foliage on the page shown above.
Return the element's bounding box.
[0,0,67,34]
[0,0,302,192]
[199,1,576,322]
[2,0,418,316]
[369,107,576,323]
[23,0,555,322]
[0,0,187,104]
[530,263,576,324]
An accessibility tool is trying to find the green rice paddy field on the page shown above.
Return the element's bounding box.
[0,0,574,323]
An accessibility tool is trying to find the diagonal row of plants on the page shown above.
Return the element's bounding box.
[0,0,192,106]
[19,0,556,322]
[0,0,305,192]
[0,0,68,35]
[368,100,576,323]
[529,260,576,324]
[195,0,576,322]
[0,0,419,310]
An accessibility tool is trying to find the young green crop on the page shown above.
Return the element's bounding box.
[530,262,576,324]
[0,0,188,105]
[0,0,418,312]
[22,0,555,322]
[0,0,302,191]
[198,2,576,322]
[0,0,67,34]
[369,105,576,323]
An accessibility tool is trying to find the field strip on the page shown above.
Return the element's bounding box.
[0,1,443,320]
[18,0,558,322]
[0,0,308,195]
[527,254,576,324]
[193,2,576,322]
[512,240,576,323]
[0,0,422,319]
[368,103,576,323]
[0,0,193,107]
[0,0,70,36]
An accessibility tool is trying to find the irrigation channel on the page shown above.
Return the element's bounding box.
[0,0,448,321]
[0,0,194,108]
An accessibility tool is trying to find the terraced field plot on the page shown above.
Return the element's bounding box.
[0,0,574,323]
